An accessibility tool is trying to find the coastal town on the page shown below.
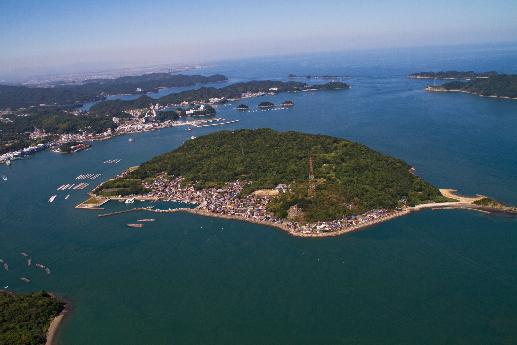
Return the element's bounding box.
[0,85,299,166]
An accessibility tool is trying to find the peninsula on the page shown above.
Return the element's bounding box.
[1,80,349,164]
[89,80,350,114]
[412,71,517,100]
[84,129,515,236]
[0,291,65,345]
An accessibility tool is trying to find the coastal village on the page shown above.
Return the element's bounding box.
[106,173,404,236]
[0,86,292,166]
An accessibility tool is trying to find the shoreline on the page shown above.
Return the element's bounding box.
[161,207,413,238]
[45,298,68,345]
[145,201,511,238]
[425,87,517,100]
[89,187,516,239]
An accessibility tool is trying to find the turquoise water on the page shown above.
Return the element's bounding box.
[1,44,517,344]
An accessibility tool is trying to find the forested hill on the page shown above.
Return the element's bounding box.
[427,74,517,99]
[0,74,227,109]
[90,80,350,114]
[104,129,444,221]
[0,291,65,345]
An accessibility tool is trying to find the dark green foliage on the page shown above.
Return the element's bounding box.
[91,80,350,114]
[0,291,64,345]
[0,74,227,109]
[57,141,88,153]
[98,178,147,196]
[258,101,275,108]
[314,81,349,90]
[436,74,517,98]
[0,107,114,154]
[156,110,179,122]
[109,129,444,221]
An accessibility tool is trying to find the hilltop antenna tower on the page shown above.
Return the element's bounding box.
[308,155,316,197]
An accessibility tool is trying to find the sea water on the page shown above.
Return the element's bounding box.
[1,43,517,344]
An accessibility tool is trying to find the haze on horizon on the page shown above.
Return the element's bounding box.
[1,0,516,81]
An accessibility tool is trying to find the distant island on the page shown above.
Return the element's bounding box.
[0,291,65,345]
[83,129,515,236]
[0,79,349,163]
[288,74,344,80]
[0,73,227,110]
[415,72,517,99]
[90,80,350,114]
[258,101,275,109]
[409,71,497,80]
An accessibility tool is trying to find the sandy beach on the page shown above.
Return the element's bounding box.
[46,308,66,345]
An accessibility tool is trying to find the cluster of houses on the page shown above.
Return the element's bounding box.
[138,174,398,235]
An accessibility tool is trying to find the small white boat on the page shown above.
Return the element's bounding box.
[125,198,135,204]
[65,194,70,200]
[49,195,57,203]
[1,175,7,181]
[190,136,197,140]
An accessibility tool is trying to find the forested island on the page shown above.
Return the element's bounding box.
[0,291,65,345]
[409,71,497,80]
[409,71,517,99]
[90,80,350,114]
[87,129,480,235]
[424,73,517,99]
[0,73,227,109]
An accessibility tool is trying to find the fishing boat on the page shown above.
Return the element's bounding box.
[127,223,143,228]
[65,194,70,200]
[20,252,29,257]
[48,195,57,203]
[20,277,31,283]
[1,175,7,181]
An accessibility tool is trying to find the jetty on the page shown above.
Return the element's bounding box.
[97,207,151,218]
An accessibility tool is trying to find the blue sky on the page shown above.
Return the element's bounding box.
[1,0,516,78]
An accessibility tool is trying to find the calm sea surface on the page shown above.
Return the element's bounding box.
[2,44,517,344]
